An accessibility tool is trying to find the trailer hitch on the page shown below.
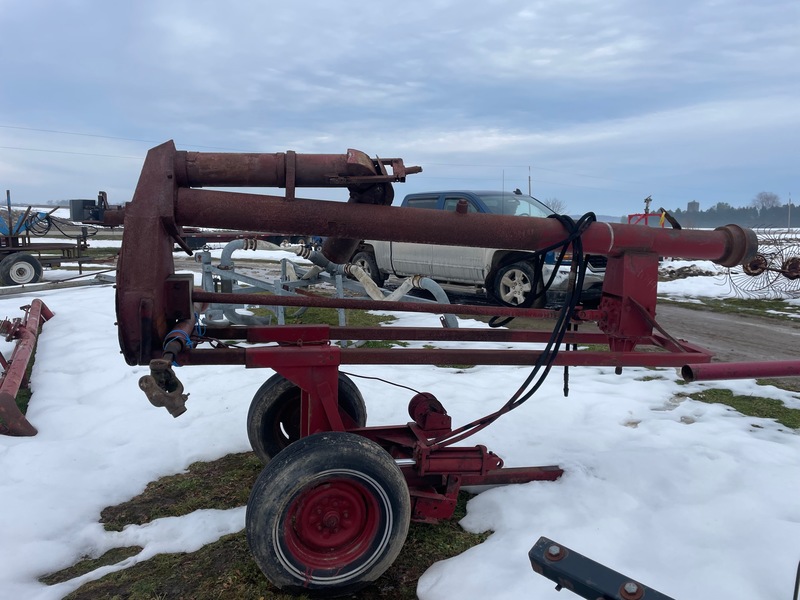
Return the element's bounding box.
[138,358,189,417]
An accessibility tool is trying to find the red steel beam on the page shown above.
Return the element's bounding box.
[0,299,54,436]
[174,188,756,267]
[177,342,711,370]
[682,360,800,382]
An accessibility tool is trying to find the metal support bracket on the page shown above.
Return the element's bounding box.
[529,536,676,600]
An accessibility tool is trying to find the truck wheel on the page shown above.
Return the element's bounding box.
[492,261,543,308]
[247,372,368,463]
[246,432,411,596]
[351,251,386,287]
[0,253,43,286]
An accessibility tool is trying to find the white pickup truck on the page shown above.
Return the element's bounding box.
[350,190,606,308]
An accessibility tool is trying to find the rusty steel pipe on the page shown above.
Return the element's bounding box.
[174,189,757,267]
[115,141,759,367]
[175,149,386,189]
[115,141,415,365]
[0,299,54,436]
[682,361,800,382]
[171,144,410,268]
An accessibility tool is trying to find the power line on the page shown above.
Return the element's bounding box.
[424,161,652,188]
[0,124,688,192]
[416,174,635,195]
[1,124,779,203]
[0,124,247,151]
[421,161,751,200]
[0,124,159,145]
[0,145,143,159]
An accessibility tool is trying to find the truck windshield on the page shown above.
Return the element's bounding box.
[477,193,553,218]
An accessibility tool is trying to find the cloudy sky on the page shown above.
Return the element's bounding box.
[1,0,798,215]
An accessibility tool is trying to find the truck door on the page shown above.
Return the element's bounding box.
[387,195,438,277]
[432,195,491,283]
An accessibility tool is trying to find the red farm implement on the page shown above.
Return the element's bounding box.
[102,140,788,596]
[0,299,53,436]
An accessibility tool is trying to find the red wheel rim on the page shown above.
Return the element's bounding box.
[283,477,382,570]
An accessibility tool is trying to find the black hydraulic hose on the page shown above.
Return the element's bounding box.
[431,212,596,449]
[32,215,99,238]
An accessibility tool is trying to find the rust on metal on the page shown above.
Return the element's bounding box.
[170,189,757,266]
[113,141,420,364]
[742,254,768,276]
[111,141,759,369]
[619,581,645,600]
[138,358,189,417]
[682,360,800,382]
[0,299,54,436]
[782,256,800,280]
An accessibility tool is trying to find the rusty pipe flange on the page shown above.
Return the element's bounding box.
[714,224,759,267]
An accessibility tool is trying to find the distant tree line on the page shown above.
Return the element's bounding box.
[10,198,63,207]
[665,192,795,229]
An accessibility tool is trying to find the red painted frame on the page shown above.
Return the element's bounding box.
[0,299,54,436]
[111,141,766,521]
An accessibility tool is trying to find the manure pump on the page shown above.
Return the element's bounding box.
[104,140,777,596]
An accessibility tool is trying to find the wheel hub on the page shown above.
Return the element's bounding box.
[500,270,531,304]
[290,481,375,556]
[11,264,34,283]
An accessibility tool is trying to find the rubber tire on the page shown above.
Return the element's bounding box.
[246,431,411,596]
[0,253,43,286]
[492,261,543,308]
[351,251,386,287]
[247,372,368,463]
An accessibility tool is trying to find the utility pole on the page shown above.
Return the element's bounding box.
[528,166,532,196]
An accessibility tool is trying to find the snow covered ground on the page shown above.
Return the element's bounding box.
[1,254,799,599]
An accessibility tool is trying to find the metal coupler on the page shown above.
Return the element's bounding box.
[138,358,189,417]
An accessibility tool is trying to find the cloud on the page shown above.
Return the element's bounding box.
[0,0,797,213]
